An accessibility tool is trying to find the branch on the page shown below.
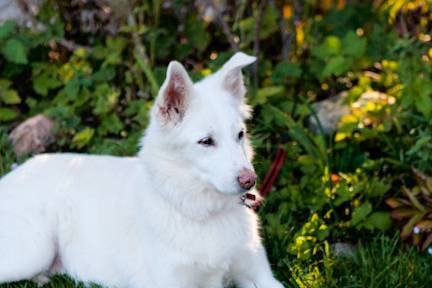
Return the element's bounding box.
[269,0,291,60]
[209,0,239,51]
[253,0,266,87]
[58,39,90,51]
[127,11,159,97]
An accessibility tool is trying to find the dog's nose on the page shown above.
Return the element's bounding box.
[238,168,257,190]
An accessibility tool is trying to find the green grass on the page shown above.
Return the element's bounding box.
[326,234,432,288]
[275,234,432,288]
[0,276,100,288]
[1,232,430,288]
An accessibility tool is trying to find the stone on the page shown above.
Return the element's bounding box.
[308,93,351,135]
[0,0,41,27]
[332,242,356,258]
[9,114,55,157]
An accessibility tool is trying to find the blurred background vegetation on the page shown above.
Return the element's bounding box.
[1,0,432,287]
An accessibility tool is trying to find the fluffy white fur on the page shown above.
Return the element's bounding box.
[0,52,284,288]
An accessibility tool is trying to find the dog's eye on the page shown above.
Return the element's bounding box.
[198,137,215,147]
[238,130,244,140]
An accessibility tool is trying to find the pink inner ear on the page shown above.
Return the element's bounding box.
[158,72,188,123]
[166,73,186,114]
[224,69,244,98]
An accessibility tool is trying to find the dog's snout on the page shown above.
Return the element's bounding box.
[238,168,257,190]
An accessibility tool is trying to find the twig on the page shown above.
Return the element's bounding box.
[209,0,239,51]
[127,10,159,97]
[292,0,302,54]
[233,0,247,28]
[58,39,90,51]
[269,0,291,60]
[253,0,266,88]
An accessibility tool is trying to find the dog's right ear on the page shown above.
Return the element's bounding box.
[155,61,193,125]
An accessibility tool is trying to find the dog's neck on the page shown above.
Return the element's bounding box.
[138,148,239,221]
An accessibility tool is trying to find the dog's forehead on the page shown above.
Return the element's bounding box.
[195,80,238,112]
[180,81,243,133]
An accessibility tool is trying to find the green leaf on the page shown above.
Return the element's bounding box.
[185,14,210,52]
[272,61,302,83]
[312,36,341,60]
[367,178,391,198]
[0,89,21,104]
[1,39,28,64]
[414,80,432,119]
[99,114,124,136]
[322,56,352,78]
[0,107,18,121]
[93,84,120,115]
[342,31,367,58]
[260,4,278,38]
[72,127,94,149]
[255,86,284,105]
[267,105,324,162]
[0,20,16,40]
[0,79,12,89]
[352,202,372,226]
[334,182,353,206]
[63,78,80,99]
[33,73,62,96]
[92,68,116,83]
[363,212,392,231]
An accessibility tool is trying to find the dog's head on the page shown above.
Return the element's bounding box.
[146,52,257,195]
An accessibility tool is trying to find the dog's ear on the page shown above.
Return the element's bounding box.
[220,52,256,98]
[155,61,193,125]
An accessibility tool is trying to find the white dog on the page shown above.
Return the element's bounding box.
[0,52,284,288]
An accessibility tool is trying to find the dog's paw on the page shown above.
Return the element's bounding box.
[32,274,50,287]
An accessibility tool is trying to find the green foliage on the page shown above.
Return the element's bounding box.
[2,39,28,64]
[1,0,432,286]
[311,32,367,79]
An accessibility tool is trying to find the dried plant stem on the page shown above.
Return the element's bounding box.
[209,0,239,51]
[253,0,266,88]
[127,12,159,97]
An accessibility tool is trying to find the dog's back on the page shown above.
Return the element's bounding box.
[0,153,146,285]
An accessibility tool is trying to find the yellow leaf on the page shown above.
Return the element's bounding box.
[335,132,348,142]
[72,127,94,149]
[201,68,212,76]
[321,0,334,11]
[296,22,304,46]
[283,4,293,19]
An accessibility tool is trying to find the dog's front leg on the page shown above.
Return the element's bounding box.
[230,244,284,288]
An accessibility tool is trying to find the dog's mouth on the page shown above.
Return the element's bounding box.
[239,192,258,209]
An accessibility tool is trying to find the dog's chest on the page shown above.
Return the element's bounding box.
[147,208,253,269]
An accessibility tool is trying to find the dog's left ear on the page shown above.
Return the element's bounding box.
[220,52,256,98]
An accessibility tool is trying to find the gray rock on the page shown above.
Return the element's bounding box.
[308,93,350,135]
[9,115,55,157]
[332,242,356,258]
[0,0,41,27]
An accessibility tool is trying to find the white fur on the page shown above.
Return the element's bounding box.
[0,52,284,288]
